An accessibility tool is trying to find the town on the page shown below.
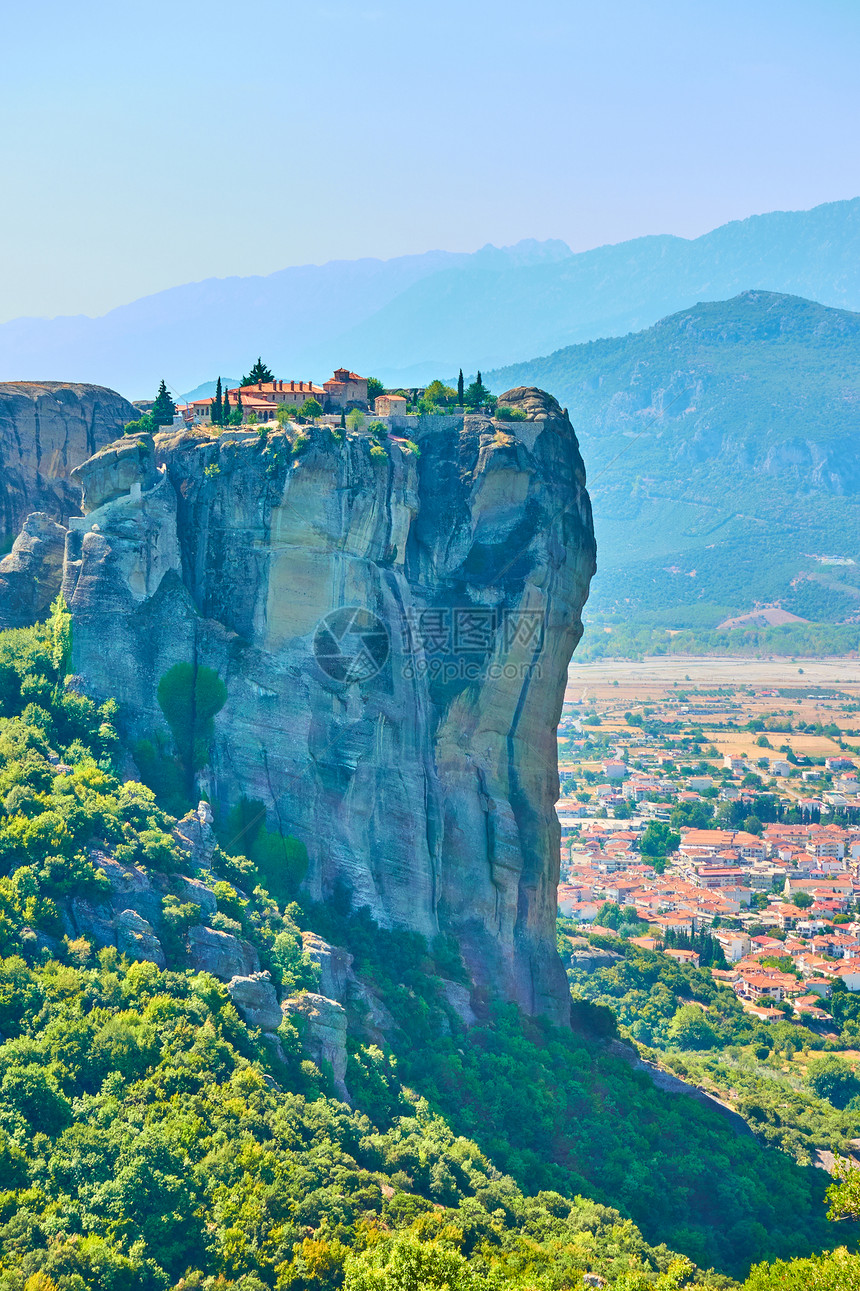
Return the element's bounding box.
[556,660,860,1026]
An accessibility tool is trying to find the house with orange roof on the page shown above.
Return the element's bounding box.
[664,948,701,968]
[680,829,736,857]
[226,379,328,421]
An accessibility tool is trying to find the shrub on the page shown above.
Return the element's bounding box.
[495,406,527,421]
[807,1055,860,1109]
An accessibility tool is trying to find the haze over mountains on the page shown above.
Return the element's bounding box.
[487,291,860,626]
[2,198,860,397]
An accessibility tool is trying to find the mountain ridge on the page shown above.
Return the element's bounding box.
[486,290,860,624]
[3,197,860,396]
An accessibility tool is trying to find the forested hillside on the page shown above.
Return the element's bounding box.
[487,291,860,630]
[0,608,857,1288]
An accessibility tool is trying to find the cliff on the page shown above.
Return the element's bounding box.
[0,381,138,543]
[59,389,595,1021]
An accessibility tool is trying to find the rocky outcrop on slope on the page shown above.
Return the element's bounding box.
[0,512,67,628]
[0,381,137,543]
[56,390,595,1022]
[282,993,350,1100]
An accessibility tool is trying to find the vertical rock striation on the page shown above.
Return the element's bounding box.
[60,389,595,1021]
[0,381,138,542]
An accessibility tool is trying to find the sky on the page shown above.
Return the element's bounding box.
[1,0,859,323]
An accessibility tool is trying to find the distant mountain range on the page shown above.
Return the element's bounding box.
[487,291,860,627]
[2,198,860,398]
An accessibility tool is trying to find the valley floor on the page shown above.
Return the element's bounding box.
[568,655,860,692]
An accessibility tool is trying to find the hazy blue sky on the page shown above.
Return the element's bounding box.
[2,0,859,322]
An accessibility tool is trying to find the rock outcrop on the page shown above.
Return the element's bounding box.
[187,925,260,980]
[227,971,283,1031]
[0,382,138,543]
[283,992,350,1100]
[56,389,596,1022]
[301,931,354,1002]
[0,513,67,628]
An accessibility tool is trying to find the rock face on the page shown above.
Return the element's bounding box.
[187,925,260,980]
[301,931,354,1002]
[283,993,350,1100]
[0,382,138,542]
[0,513,67,628]
[227,972,283,1031]
[115,908,166,968]
[57,388,596,1023]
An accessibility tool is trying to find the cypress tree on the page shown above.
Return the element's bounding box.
[234,390,242,425]
[151,379,176,428]
[457,369,464,406]
[212,377,222,426]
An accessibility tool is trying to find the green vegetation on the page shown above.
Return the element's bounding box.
[124,378,177,437]
[242,357,275,386]
[0,611,856,1286]
[640,821,681,862]
[151,379,176,429]
[563,936,860,1171]
[211,375,224,425]
[299,397,323,421]
[575,620,860,663]
[222,796,308,906]
[489,292,860,631]
[742,1247,860,1289]
[422,379,457,411]
[463,371,496,410]
[366,377,385,404]
[134,662,227,813]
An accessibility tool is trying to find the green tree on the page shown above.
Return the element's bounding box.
[806,1055,860,1109]
[366,377,385,404]
[640,820,680,858]
[345,1234,484,1291]
[667,1004,719,1050]
[151,380,176,428]
[124,413,154,435]
[743,1247,860,1290]
[241,357,275,386]
[457,369,464,406]
[212,377,223,426]
[793,891,814,909]
[299,398,323,421]
[463,375,489,409]
[424,379,455,408]
[743,814,764,834]
[347,409,366,432]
